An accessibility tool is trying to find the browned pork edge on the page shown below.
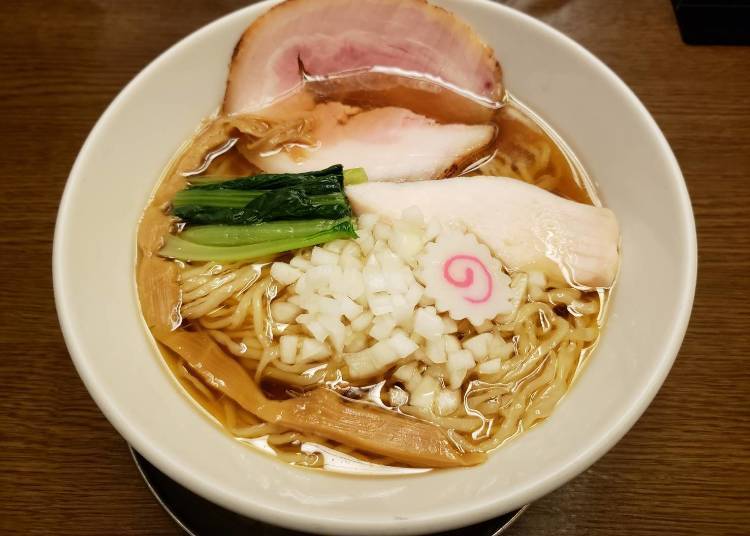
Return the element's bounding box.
[222,0,503,114]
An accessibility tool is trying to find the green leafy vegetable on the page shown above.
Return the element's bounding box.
[161,165,366,263]
[172,190,261,209]
[173,189,350,225]
[343,167,368,186]
[179,218,353,246]
[186,165,368,189]
[161,219,357,262]
[173,174,345,211]
[186,164,344,191]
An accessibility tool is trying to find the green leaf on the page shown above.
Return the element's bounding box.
[185,164,344,191]
[343,167,368,186]
[179,218,354,246]
[160,219,357,262]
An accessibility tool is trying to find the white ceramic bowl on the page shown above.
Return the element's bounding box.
[53,0,697,534]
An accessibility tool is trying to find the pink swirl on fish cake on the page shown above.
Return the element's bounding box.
[442,254,493,304]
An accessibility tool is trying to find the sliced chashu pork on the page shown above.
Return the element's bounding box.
[346,177,620,288]
[225,0,501,181]
[251,102,495,182]
[223,0,503,115]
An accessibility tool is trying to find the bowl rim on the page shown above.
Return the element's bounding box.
[53,0,698,533]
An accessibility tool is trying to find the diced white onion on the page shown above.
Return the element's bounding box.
[478,358,503,375]
[363,266,388,294]
[446,349,475,389]
[356,233,374,255]
[270,262,302,286]
[388,329,419,359]
[342,268,365,300]
[368,293,394,316]
[443,334,461,353]
[345,350,378,379]
[393,362,420,386]
[341,241,361,258]
[344,332,368,353]
[410,375,439,409]
[441,316,458,333]
[358,213,379,231]
[279,335,298,365]
[270,301,302,324]
[323,239,347,253]
[448,349,476,371]
[447,368,467,391]
[414,306,444,339]
[311,246,339,266]
[333,293,363,321]
[350,311,374,333]
[318,314,346,352]
[288,293,313,312]
[462,333,494,361]
[426,337,447,364]
[306,265,337,290]
[389,230,424,260]
[384,267,409,294]
[296,314,328,342]
[340,253,364,272]
[373,222,392,241]
[292,274,309,295]
[369,315,396,341]
[289,256,312,270]
[272,211,520,398]
[298,338,330,362]
[375,248,402,273]
[405,284,424,308]
[390,293,413,326]
[370,340,399,368]
[489,335,514,360]
[389,386,409,407]
[435,389,461,416]
[317,296,343,317]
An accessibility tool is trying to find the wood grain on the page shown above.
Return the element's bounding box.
[1,0,748,534]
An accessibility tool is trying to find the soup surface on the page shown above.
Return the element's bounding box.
[135,0,622,474]
[136,85,613,473]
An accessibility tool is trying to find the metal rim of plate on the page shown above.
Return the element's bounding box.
[129,446,528,536]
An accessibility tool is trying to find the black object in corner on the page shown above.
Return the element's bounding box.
[672,0,750,45]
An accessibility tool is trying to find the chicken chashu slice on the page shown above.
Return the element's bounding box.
[223,0,503,115]
[250,102,495,182]
[158,329,485,468]
[346,177,620,288]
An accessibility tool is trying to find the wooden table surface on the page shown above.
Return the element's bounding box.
[2,0,749,534]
